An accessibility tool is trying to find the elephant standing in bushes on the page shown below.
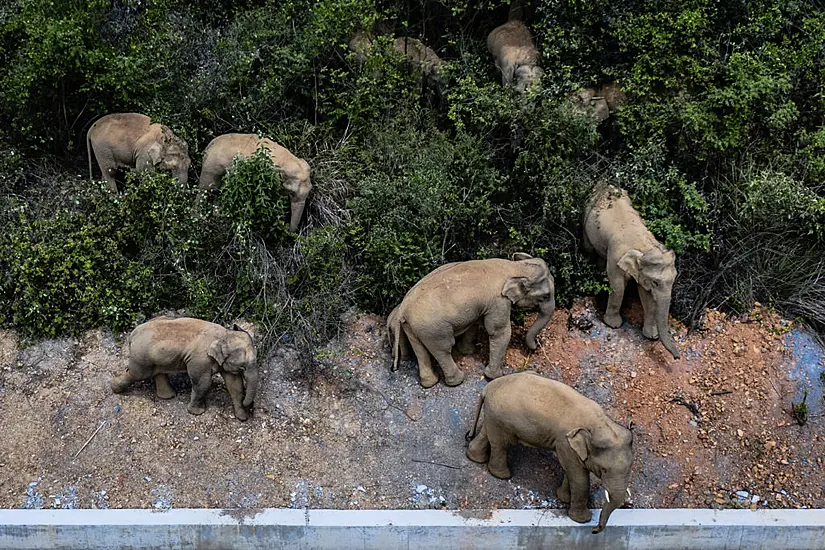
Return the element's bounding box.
[466,372,633,534]
[487,20,543,93]
[111,317,258,421]
[348,32,446,89]
[199,134,312,232]
[583,185,680,359]
[571,84,627,123]
[87,113,191,191]
[389,254,555,388]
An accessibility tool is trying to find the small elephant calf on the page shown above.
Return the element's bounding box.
[466,372,633,533]
[487,20,543,93]
[111,317,258,421]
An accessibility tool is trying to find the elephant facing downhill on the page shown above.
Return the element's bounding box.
[87,113,191,191]
[389,254,555,388]
[583,185,680,359]
[487,20,543,93]
[199,133,312,232]
[466,372,633,534]
[111,317,258,421]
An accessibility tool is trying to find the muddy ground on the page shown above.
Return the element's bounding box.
[0,298,823,513]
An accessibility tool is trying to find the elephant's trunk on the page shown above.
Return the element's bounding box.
[242,367,258,408]
[290,199,307,232]
[525,298,555,350]
[656,297,680,359]
[592,477,628,534]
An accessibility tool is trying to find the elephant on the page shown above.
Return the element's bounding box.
[583,185,680,359]
[571,83,626,123]
[199,133,312,232]
[487,20,543,93]
[389,254,555,388]
[87,113,191,191]
[348,32,446,88]
[466,371,633,534]
[111,317,258,421]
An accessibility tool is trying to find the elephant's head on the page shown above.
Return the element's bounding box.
[148,129,191,184]
[514,64,543,93]
[618,246,680,359]
[281,157,312,232]
[207,325,258,408]
[571,88,610,122]
[502,253,556,350]
[567,423,633,534]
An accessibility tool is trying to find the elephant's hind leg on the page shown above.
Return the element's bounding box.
[455,323,478,356]
[187,374,211,415]
[111,359,151,394]
[154,374,176,399]
[485,423,512,479]
[404,329,440,388]
[426,336,465,387]
[466,424,491,464]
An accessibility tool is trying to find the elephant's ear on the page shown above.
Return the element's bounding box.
[566,427,592,462]
[502,277,528,303]
[512,252,533,261]
[207,337,229,367]
[617,250,644,279]
[146,142,163,166]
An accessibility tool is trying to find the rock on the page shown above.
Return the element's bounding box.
[735,491,749,499]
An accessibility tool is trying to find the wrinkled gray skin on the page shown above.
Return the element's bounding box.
[583,185,680,359]
[487,20,543,93]
[199,133,312,232]
[87,113,190,191]
[389,253,555,387]
[111,317,258,421]
[571,83,626,123]
[467,372,633,534]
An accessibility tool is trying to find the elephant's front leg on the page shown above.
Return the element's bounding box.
[222,371,250,421]
[187,372,212,415]
[482,314,512,379]
[604,271,628,329]
[565,465,593,524]
[638,286,659,339]
[557,473,571,503]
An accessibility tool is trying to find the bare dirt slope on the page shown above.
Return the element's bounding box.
[0,299,823,512]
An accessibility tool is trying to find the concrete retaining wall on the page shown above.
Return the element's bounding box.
[1,508,824,550]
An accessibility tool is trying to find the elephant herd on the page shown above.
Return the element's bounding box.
[86,113,312,232]
[95,5,682,534]
[110,185,678,534]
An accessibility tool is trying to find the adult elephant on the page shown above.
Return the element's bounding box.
[389,254,555,387]
[111,317,258,421]
[199,133,312,232]
[583,185,680,359]
[466,372,633,533]
[87,113,191,191]
[487,20,543,93]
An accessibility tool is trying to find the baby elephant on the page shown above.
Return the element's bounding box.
[466,372,633,534]
[111,317,258,421]
[487,20,543,93]
[389,254,555,387]
[199,133,312,232]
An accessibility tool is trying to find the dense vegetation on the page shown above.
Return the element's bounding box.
[1,0,824,352]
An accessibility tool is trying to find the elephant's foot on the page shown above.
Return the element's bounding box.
[483,365,503,380]
[567,505,592,524]
[443,370,465,387]
[487,463,512,480]
[110,376,131,394]
[642,323,659,340]
[233,407,250,422]
[187,403,207,416]
[419,371,439,388]
[603,312,623,329]
[155,378,176,400]
[466,442,490,464]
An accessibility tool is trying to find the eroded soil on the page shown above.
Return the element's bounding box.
[0,299,823,513]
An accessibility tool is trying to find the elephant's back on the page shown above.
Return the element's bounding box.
[488,21,535,53]
[89,113,151,138]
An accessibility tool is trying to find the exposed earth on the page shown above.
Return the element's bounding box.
[0,298,823,514]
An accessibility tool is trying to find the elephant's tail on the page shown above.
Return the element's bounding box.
[465,386,487,442]
[391,315,402,372]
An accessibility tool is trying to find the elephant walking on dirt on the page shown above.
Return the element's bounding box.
[111,317,258,421]
[199,133,312,232]
[388,254,555,388]
[87,113,191,191]
[466,372,633,533]
[583,185,680,359]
